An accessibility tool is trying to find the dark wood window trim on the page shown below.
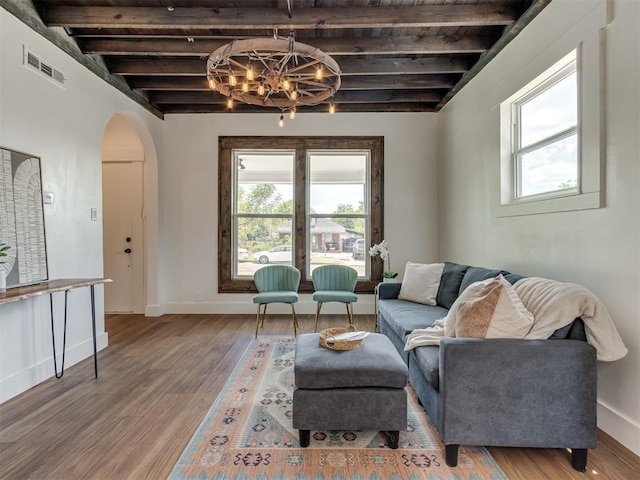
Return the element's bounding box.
[219,136,384,294]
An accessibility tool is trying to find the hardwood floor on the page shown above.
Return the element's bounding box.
[1,313,638,480]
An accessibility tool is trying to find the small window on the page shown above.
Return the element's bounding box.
[512,50,578,200]
[496,3,607,217]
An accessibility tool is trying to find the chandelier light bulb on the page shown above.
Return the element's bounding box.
[289,107,296,119]
[329,101,336,114]
[246,66,255,81]
[257,83,265,96]
[242,81,249,93]
[208,77,216,90]
[279,115,285,127]
[282,79,291,91]
[315,66,323,80]
[226,98,234,109]
[291,90,298,101]
[229,74,237,86]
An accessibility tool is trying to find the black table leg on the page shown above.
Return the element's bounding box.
[90,285,98,378]
[50,291,69,379]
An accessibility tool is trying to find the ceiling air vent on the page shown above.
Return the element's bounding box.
[22,46,66,87]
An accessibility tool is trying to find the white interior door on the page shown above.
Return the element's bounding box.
[102,162,144,313]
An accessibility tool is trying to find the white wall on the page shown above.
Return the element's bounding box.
[0,9,164,402]
[158,112,439,315]
[437,0,640,455]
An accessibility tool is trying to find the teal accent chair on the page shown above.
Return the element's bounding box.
[253,265,301,337]
[311,265,358,332]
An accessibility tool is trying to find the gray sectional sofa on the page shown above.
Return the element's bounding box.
[376,261,597,472]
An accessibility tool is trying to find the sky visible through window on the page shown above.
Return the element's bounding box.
[517,55,578,197]
[237,152,367,213]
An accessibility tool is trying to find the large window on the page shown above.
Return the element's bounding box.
[219,137,383,293]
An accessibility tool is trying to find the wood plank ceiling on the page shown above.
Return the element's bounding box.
[29,0,551,118]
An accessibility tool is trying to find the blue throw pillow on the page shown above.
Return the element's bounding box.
[436,262,470,309]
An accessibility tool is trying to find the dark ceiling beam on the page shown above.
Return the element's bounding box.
[80,35,493,56]
[437,0,552,110]
[43,5,518,30]
[148,89,443,105]
[160,103,438,114]
[340,56,476,76]
[109,58,205,76]
[109,56,477,76]
[127,75,458,91]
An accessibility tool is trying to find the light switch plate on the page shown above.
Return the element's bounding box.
[43,191,54,204]
[91,208,97,221]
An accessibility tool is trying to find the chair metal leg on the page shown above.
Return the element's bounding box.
[290,303,299,337]
[314,302,323,332]
[345,302,354,326]
[261,303,267,327]
[255,304,268,337]
[255,304,262,338]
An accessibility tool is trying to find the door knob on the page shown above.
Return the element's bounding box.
[124,248,132,254]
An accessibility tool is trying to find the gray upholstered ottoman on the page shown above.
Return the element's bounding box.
[293,332,408,448]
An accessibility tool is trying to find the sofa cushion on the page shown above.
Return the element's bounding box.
[377,281,402,299]
[409,345,440,391]
[504,273,526,285]
[378,299,448,341]
[398,262,444,305]
[436,262,470,309]
[459,266,510,294]
[453,275,534,339]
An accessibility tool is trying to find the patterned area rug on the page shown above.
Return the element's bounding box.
[168,336,508,480]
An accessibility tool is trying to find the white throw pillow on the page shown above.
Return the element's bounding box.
[398,262,445,306]
[450,274,534,339]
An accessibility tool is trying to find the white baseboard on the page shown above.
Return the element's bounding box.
[0,332,108,404]
[145,303,166,317]
[597,400,640,456]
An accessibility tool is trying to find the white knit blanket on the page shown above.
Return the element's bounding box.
[513,277,627,361]
[405,277,628,362]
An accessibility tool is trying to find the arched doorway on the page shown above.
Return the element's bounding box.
[102,113,147,313]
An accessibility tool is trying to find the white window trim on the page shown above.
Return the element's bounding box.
[495,1,608,217]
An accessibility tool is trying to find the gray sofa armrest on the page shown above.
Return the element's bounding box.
[438,337,597,449]
[377,282,402,299]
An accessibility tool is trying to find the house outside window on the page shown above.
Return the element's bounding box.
[218,136,384,294]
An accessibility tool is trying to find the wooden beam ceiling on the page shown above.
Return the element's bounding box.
[12,0,552,116]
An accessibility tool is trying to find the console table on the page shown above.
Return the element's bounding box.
[0,278,112,378]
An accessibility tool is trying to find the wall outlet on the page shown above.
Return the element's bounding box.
[195,290,203,302]
[90,208,98,221]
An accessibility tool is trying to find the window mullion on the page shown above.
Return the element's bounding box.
[514,125,578,157]
[294,144,307,280]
